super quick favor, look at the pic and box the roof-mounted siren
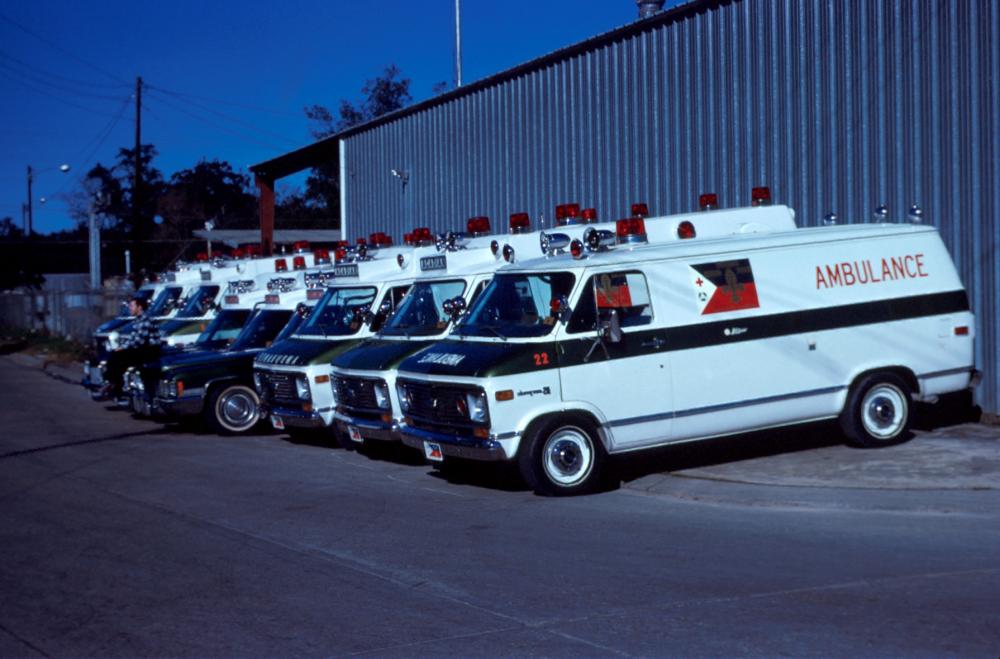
[502,243,516,263]
[699,193,718,211]
[555,203,582,226]
[677,220,696,240]
[369,232,393,247]
[908,204,924,224]
[583,227,616,252]
[293,240,310,254]
[274,257,288,272]
[509,212,531,234]
[873,205,889,223]
[751,186,771,206]
[313,248,331,265]
[630,202,649,218]
[822,212,838,226]
[570,239,585,259]
[616,217,648,245]
[467,216,491,237]
[539,231,571,256]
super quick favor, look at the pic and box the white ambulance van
[395,211,977,495]
[332,203,796,450]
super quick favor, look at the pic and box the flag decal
[689,259,760,315]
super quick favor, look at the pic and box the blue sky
[0,0,668,234]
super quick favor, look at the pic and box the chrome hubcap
[861,383,907,440]
[549,440,581,475]
[221,391,257,427]
[542,427,594,486]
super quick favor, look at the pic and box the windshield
[297,286,377,337]
[149,287,182,317]
[231,309,293,350]
[274,307,310,342]
[177,285,220,318]
[456,273,576,338]
[380,279,466,338]
[193,309,251,345]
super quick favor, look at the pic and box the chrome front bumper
[333,410,399,442]
[399,424,507,461]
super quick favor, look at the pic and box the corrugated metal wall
[342,0,1000,413]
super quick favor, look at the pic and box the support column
[256,175,275,256]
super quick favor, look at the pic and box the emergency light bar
[293,240,310,253]
[274,258,288,272]
[616,218,648,244]
[231,247,246,259]
[582,208,598,222]
[244,244,262,258]
[699,193,718,210]
[369,232,393,246]
[292,255,307,270]
[411,227,434,245]
[540,232,571,256]
[751,187,771,206]
[583,227,615,252]
[196,252,209,262]
[509,213,530,234]
[677,220,696,239]
[631,203,649,217]
[555,203,582,226]
[314,248,331,265]
[467,216,491,236]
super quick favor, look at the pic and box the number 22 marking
[533,352,550,366]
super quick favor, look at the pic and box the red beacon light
[570,239,585,259]
[751,186,771,206]
[582,208,598,223]
[334,247,348,263]
[467,216,491,236]
[274,257,288,272]
[631,202,649,217]
[403,232,415,246]
[313,248,331,265]
[411,227,434,244]
[245,244,262,258]
[369,232,392,247]
[211,249,227,260]
[616,217,648,244]
[699,193,718,210]
[293,240,310,253]
[677,220,697,240]
[508,213,530,234]
[195,252,209,262]
[231,247,246,259]
[356,237,367,246]
[557,203,582,226]
[293,255,307,270]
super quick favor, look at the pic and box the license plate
[348,425,363,443]
[423,441,444,462]
[271,415,285,430]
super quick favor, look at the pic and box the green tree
[300,65,413,223]
[0,217,23,240]
[156,160,258,240]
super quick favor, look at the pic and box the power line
[144,87,301,146]
[0,59,132,101]
[144,82,304,119]
[0,49,129,91]
[0,68,133,119]
[0,11,129,86]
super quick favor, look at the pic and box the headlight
[466,390,488,423]
[253,371,262,391]
[396,383,410,413]
[157,379,180,398]
[295,376,311,401]
[374,381,390,410]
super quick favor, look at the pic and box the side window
[595,271,652,327]
[567,271,653,334]
[467,280,489,307]
[370,285,410,332]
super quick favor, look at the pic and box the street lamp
[25,163,71,236]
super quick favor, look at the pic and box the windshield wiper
[480,325,507,341]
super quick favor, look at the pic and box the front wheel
[206,384,262,434]
[839,372,912,447]
[518,416,606,496]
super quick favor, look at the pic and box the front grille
[334,376,379,413]
[258,370,298,403]
[399,379,477,430]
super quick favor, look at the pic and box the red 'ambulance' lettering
[816,254,927,289]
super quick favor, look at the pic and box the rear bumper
[399,424,506,461]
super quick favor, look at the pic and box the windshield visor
[297,286,377,337]
[457,272,576,338]
[148,287,182,317]
[231,309,294,350]
[380,280,466,337]
[177,285,220,318]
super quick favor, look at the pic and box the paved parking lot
[2,353,998,656]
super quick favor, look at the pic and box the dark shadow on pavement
[913,390,982,430]
[0,428,165,460]
[424,458,530,493]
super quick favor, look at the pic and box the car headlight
[396,383,410,413]
[295,376,311,401]
[157,379,180,398]
[253,371,262,391]
[374,381,390,410]
[466,390,488,423]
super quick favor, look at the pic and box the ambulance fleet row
[83,190,979,496]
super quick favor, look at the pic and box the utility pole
[133,76,142,229]
[25,165,33,237]
[454,0,462,87]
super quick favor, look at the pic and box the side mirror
[599,309,622,344]
[442,296,466,321]
[360,304,375,326]
[378,299,393,316]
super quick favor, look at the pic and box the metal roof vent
[636,0,665,19]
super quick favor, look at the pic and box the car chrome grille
[258,370,298,403]
[334,376,379,413]
[400,379,473,426]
